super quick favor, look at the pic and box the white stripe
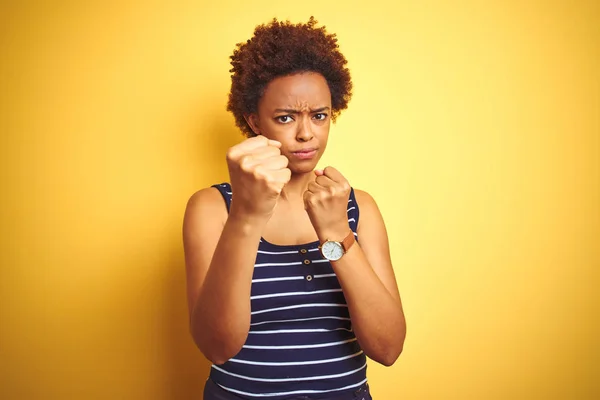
[251,289,342,301]
[229,350,363,366]
[256,259,329,267]
[252,276,305,283]
[348,218,356,223]
[251,303,347,315]
[257,250,302,255]
[216,378,367,397]
[347,207,356,212]
[211,361,366,382]
[314,273,336,278]
[347,199,352,203]
[353,232,358,237]
[254,262,302,268]
[250,316,350,326]
[257,248,319,255]
[252,273,334,283]
[226,192,232,195]
[258,250,300,254]
[243,338,356,350]
[248,327,352,334]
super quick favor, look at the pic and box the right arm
[183,189,268,365]
[183,136,290,365]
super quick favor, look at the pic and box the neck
[280,170,316,201]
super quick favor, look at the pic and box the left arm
[331,189,406,366]
[304,168,407,366]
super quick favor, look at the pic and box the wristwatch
[319,231,356,261]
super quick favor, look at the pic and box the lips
[291,148,318,160]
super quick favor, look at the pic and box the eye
[313,113,328,121]
[276,115,294,124]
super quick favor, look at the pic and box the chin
[289,161,317,175]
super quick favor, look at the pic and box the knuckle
[264,173,276,185]
[252,165,265,178]
[283,168,292,181]
[255,173,270,186]
[250,135,265,144]
[239,155,253,171]
[268,146,281,156]
[226,147,237,161]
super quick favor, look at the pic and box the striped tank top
[208,183,367,399]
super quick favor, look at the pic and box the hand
[226,136,291,219]
[303,167,352,242]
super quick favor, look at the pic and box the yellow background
[1,0,598,399]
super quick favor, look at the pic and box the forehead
[259,72,331,109]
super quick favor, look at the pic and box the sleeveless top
[208,183,367,399]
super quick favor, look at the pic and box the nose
[296,117,314,142]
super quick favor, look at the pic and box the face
[246,72,332,174]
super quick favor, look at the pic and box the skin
[183,72,406,367]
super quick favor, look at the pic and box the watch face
[322,241,344,261]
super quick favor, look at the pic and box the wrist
[317,225,352,244]
[228,208,270,235]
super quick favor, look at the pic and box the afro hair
[227,17,353,136]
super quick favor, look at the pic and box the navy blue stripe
[245,329,356,347]
[250,317,352,332]
[250,276,341,297]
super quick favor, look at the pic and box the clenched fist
[226,135,292,219]
[303,167,352,242]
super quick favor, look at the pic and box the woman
[183,17,406,400]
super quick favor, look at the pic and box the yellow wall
[1,1,598,399]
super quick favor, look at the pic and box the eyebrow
[274,106,331,114]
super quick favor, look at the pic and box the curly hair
[227,17,353,136]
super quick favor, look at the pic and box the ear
[244,114,261,136]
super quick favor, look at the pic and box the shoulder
[353,188,378,210]
[186,185,226,208]
[351,188,384,231]
[184,185,228,227]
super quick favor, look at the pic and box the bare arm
[329,190,406,366]
[183,136,291,365]
[304,167,406,366]
[183,188,267,365]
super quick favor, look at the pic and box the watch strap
[341,230,356,253]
